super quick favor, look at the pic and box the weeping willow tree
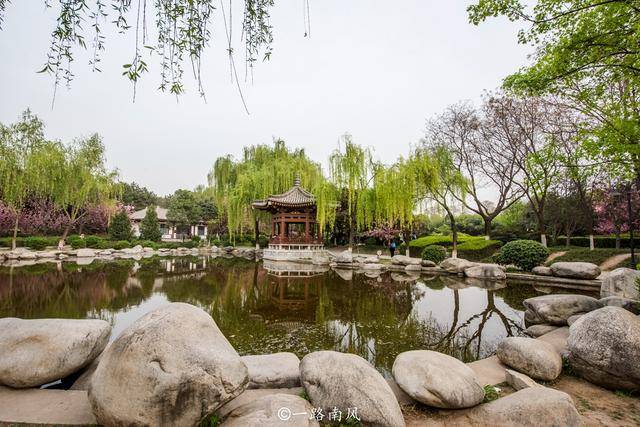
[330,134,440,251]
[329,135,374,248]
[208,139,338,242]
[0,111,49,249]
[412,144,467,258]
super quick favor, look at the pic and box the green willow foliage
[0,0,274,100]
[208,140,338,239]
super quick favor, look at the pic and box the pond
[0,256,589,375]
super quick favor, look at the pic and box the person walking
[389,240,396,257]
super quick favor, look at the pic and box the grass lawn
[546,247,631,267]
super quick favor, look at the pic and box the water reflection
[0,257,584,375]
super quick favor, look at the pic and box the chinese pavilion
[252,177,325,261]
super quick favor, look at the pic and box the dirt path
[600,253,632,271]
[546,251,567,263]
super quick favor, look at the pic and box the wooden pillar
[280,213,285,239]
[304,214,310,242]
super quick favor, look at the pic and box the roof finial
[293,173,301,187]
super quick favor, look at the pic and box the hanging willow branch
[0,0,275,102]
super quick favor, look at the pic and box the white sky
[0,1,530,197]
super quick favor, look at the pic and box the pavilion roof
[252,177,316,210]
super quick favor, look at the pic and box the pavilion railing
[269,236,323,245]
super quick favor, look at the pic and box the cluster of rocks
[0,244,262,266]
[532,261,601,280]
[3,300,606,426]
[518,290,640,391]
[332,251,508,281]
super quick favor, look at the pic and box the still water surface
[0,256,580,374]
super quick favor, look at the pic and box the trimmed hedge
[457,239,503,261]
[562,235,637,249]
[24,236,55,250]
[421,245,447,264]
[494,239,549,271]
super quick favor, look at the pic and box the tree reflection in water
[0,256,572,374]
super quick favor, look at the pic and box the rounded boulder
[496,337,562,381]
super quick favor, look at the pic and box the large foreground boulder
[221,394,318,427]
[241,352,300,389]
[600,268,640,299]
[0,318,110,388]
[568,306,640,390]
[440,257,477,274]
[463,264,506,280]
[89,303,248,426]
[523,294,602,325]
[550,262,601,280]
[300,351,404,427]
[465,387,583,426]
[392,350,484,408]
[496,337,562,381]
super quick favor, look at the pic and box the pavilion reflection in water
[262,260,327,311]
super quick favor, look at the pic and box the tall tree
[109,208,133,241]
[43,135,119,248]
[412,145,466,258]
[120,182,158,210]
[167,189,203,232]
[140,206,162,242]
[0,110,49,249]
[329,135,373,249]
[428,98,525,239]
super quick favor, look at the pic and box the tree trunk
[615,231,621,249]
[58,223,72,250]
[348,210,355,251]
[11,213,19,250]
[589,234,595,251]
[254,218,260,250]
[450,216,458,259]
[565,235,570,247]
[483,217,491,240]
[540,233,547,248]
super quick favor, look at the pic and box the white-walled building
[129,207,208,241]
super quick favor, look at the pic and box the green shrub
[24,236,50,250]
[494,239,549,271]
[109,210,132,241]
[363,237,378,246]
[112,240,131,250]
[457,239,503,261]
[67,235,86,249]
[408,233,473,256]
[84,235,105,248]
[421,245,447,264]
[137,240,159,249]
[398,242,407,254]
[565,235,636,248]
[257,235,269,248]
[140,206,162,242]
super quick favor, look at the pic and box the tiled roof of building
[129,206,168,221]
[252,177,316,210]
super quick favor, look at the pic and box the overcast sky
[0,1,530,197]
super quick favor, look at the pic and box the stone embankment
[0,245,262,265]
[1,283,639,426]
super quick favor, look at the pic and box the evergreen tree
[140,206,162,242]
[109,210,132,241]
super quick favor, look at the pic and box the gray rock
[550,261,601,280]
[465,387,583,426]
[440,257,477,274]
[567,313,585,326]
[464,263,506,280]
[392,350,484,408]
[523,294,602,325]
[404,264,422,272]
[532,266,553,276]
[335,250,353,264]
[300,351,404,427]
[568,306,640,390]
[600,268,640,299]
[420,259,436,267]
[0,318,110,388]
[89,303,248,426]
[362,262,384,270]
[524,324,559,338]
[311,252,331,265]
[505,369,540,390]
[599,295,640,314]
[391,255,421,266]
[496,337,562,381]
[122,245,143,254]
[71,343,111,390]
[76,248,96,258]
[241,353,300,389]
[221,394,318,427]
